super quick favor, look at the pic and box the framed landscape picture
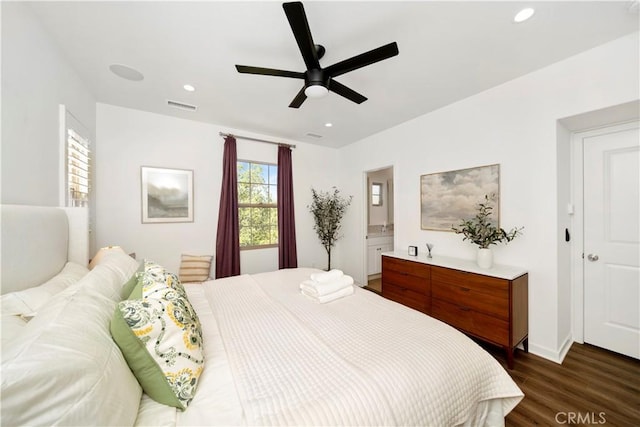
[141,166,193,223]
[420,164,500,231]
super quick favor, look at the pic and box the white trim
[59,105,67,207]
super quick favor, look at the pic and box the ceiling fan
[235,1,399,108]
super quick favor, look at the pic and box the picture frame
[408,246,418,256]
[141,166,193,223]
[420,164,500,231]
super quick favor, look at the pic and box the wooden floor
[486,342,640,426]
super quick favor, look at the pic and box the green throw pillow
[111,260,204,410]
[121,261,144,299]
[110,294,204,410]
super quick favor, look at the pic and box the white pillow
[1,251,141,426]
[1,262,88,314]
[1,262,89,346]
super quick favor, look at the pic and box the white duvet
[136,268,523,426]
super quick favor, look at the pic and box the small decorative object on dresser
[408,246,418,256]
[452,194,523,269]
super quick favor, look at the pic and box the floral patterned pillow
[110,262,204,410]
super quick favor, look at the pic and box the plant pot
[477,248,493,269]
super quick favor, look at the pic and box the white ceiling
[28,1,639,148]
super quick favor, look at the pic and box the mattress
[136,267,523,426]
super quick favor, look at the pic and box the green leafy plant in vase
[452,194,523,268]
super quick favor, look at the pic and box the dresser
[382,252,528,369]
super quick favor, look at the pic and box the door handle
[587,254,599,262]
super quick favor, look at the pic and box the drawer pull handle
[459,306,471,312]
[460,287,471,292]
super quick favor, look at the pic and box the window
[60,106,91,208]
[371,182,383,206]
[238,161,278,248]
[66,128,91,207]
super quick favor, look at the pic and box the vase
[477,248,493,269]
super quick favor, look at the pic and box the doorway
[364,166,394,293]
[573,121,639,359]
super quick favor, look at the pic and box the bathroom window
[371,183,383,206]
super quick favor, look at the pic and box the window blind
[67,128,90,207]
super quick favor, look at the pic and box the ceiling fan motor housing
[305,69,327,88]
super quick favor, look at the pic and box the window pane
[252,227,270,245]
[251,184,269,204]
[271,227,279,244]
[239,207,251,226]
[268,184,278,204]
[269,164,278,185]
[270,207,278,225]
[251,163,268,184]
[238,162,250,183]
[239,226,252,246]
[238,183,251,204]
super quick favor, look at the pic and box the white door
[583,122,639,359]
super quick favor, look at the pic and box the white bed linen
[135,283,244,427]
[137,268,523,426]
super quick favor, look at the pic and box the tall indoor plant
[452,194,523,268]
[308,187,353,270]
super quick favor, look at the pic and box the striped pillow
[179,254,212,283]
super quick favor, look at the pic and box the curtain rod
[219,132,296,149]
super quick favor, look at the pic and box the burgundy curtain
[215,136,240,278]
[277,145,298,269]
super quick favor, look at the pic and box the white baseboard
[527,334,574,364]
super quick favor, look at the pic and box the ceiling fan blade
[236,65,304,79]
[328,80,367,104]
[288,86,307,108]
[283,2,320,71]
[324,42,399,78]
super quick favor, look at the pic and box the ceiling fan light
[304,84,329,98]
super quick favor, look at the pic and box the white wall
[95,103,339,274]
[1,2,96,206]
[337,32,639,362]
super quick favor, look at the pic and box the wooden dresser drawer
[432,298,509,346]
[383,269,430,295]
[431,266,509,319]
[383,256,430,279]
[383,283,429,313]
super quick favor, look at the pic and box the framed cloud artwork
[141,166,194,223]
[420,164,500,231]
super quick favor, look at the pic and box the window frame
[237,159,278,250]
[371,182,383,206]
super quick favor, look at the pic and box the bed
[1,204,523,426]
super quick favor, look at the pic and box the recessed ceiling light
[183,84,195,92]
[514,8,535,23]
[325,122,333,127]
[109,64,144,81]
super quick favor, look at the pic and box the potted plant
[308,187,353,270]
[452,194,523,268]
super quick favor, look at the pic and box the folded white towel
[301,285,354,303]
[299,275,354,297]
[309,269,344,283]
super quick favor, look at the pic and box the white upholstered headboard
[1,205,89,294]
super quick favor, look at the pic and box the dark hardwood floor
[486,342,640,426]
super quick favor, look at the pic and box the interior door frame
[362,164,396,287]
[570,120,639,344]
